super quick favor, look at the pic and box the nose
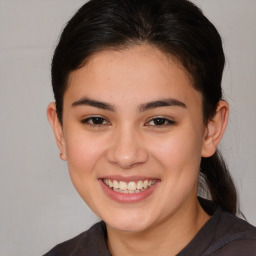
[105,125,149,169]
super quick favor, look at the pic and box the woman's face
[59,45,207,232]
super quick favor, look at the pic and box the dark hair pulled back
[51,0,237,214]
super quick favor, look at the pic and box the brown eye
[81,116,110,126]
[146,117,176,127]
[153,118,167,125]
[90,117,105,124]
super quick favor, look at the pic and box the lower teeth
[112,187,148,194]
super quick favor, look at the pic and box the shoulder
[209,239,256,256]
[42,231,86,256]
[206,212,256,256]
[43,221,110,256]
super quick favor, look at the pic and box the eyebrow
[138,98,186,112]
[72,98,115,111]
[72,97,186,112]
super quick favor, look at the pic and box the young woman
[45,0,256,255]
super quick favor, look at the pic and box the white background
[0,1,255,255]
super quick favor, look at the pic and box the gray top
[43,198,256,256]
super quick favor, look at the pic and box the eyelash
[145,117,176,127]
[81,116,175,127]
[81,116,110,127]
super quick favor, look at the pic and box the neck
[107,197,210,256]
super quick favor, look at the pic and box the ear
[47,102,67,160]
[201,100,229,157]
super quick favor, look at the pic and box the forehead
[65,45,201,109]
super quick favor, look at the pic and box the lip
[99,177,160,203]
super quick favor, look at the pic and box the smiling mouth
[102,179,158,194]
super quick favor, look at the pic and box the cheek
[147,128,203,212]
[149,126,204,180]
[63,129,106,194]
[65,128,103,168]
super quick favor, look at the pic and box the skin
[47,44,229,256]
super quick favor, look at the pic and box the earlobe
[47,102,67,161]
[201,100,229,158]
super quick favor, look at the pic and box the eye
[146,117,175,126]
[81,116,110,126]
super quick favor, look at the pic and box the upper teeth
[103,179,156,192]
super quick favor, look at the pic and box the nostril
[104,128,149,168]
[105,145,149,169]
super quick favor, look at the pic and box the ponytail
[200,150,237,215]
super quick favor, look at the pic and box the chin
[109,222,150,233]
[104,213,154,233]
